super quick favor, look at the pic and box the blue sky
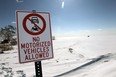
[0,0,116,36]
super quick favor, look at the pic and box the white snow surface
[0,34,116,77]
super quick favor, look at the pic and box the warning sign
[16,10,54,63]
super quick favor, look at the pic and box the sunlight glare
[62,1,64,8]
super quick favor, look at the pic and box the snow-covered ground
[0,34,116,77]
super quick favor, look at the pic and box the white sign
[16,10,54,63]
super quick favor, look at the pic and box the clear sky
[0,0,116,36]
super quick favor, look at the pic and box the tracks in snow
[54,53,116,77]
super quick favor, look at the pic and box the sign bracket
[32,10,36,13]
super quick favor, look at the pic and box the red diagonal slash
[28,18,42,30]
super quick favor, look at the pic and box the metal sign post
[33,10,43,77]
[35,61,43,77]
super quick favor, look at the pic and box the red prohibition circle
[23,13,46,35]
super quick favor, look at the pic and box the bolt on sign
[16,10,54,63]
